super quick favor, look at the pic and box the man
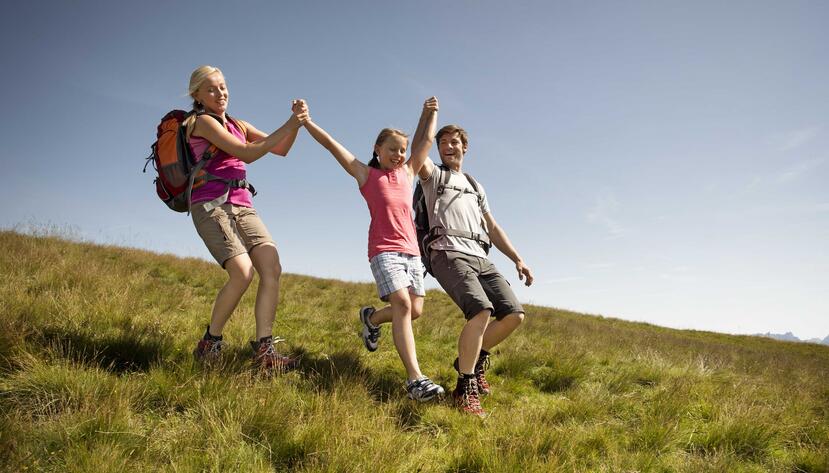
[417,124,534,417]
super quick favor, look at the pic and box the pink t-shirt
[188,119,253,207]
[359,166,420,260]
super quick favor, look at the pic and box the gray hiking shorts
[430,250,524,320]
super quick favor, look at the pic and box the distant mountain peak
[757,332,829,346]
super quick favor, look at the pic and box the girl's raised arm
[303,106,369,187]
[407,96,438,177]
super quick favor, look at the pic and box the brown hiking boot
[194,338,225,363]
[250,336,298,373]
[475,352,491,395]
[452,375,486,418]
[453,350,492,396]
[194,326,225,364]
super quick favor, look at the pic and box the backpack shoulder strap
[436,165,450,194]
[432,166,449,223]
[196,111,225,124]
[463,172,479,193]
[189,111,226,139]
[225,115,248,143]
[463,172,485,209]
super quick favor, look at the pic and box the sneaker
[359,306,380,352]
[250,336,298,373]
[453,351,492,396]
[194,337,225,363]
[452,375,486,417]
[406,377,445,402]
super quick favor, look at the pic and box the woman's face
[194,72,228,115]
[375,134,407,170]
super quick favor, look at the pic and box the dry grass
[1,230,827,472]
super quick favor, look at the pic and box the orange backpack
[144,110,251,213]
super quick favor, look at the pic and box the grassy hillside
[1,230,827,472]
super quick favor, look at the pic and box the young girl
[185,65,309,372]
[303,98,444,401]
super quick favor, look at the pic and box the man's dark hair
[435,124,468,147]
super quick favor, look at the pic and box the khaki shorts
[191,203,274,267]
[430,250,524,320]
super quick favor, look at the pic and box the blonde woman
[185,65,308,372]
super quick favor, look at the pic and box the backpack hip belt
[193,174,258,213]
[429,226,491,247]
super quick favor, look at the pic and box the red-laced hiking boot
[194,326,225,364]
[250,336,298,373]
[452,376,486,418]
[194,337,225,363]
[453,351,492,396]
[474,352,491,395]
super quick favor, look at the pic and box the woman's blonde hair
[368,128,408,169]
[184,65,224,138]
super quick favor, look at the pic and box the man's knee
[510,312,525,324]
[466,309,492,329]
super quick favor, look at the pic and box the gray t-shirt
[420,163,491,258]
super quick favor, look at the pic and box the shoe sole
[408,386,445,402]
[359,307,379,352]
[361,330,378,352]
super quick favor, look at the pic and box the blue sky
[2,1,827,339]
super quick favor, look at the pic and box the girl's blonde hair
[368,128,408,169]
[184,65,224,138]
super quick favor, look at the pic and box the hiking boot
[452,375,486,418]
[194,326,225,363]
[194,338,225,363]
[406,377,445,402]
[250,336,298,373]
[359,306,380,352]
[453,350,492,396]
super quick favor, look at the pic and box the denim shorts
[369,252,426,302]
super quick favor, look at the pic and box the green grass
[1,230,827,472]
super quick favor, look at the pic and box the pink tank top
[188,119,253,207]
[359,166,420,260]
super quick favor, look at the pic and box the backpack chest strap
[436,167,484,206]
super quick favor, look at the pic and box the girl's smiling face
[194,72,228,115]
[375,134,408,170]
